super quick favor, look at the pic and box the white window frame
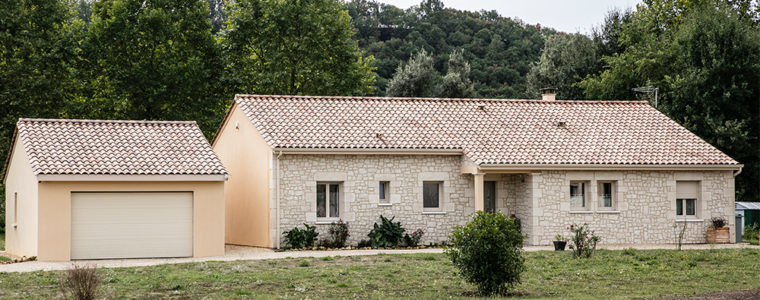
[316,182,341,220]
[569,181,590,211]
[597,181,617,211]
[422,181,443,211]
[676,181,700,219]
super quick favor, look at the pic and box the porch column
[474,173,485,211]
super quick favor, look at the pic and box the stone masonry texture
[274,154,735,247]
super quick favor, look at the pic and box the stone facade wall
[530,170,735,245]
[274,153,735,247]
[275,154,475,246]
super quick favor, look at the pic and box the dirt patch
[663,289,760,300]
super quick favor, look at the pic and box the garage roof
[736,202,760,210]
[3,118,227,178]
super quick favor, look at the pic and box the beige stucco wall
[528,170,736,245]
[212,104,271,247]
[36,181,225,261]
[3,138,39,257]
[277,154,475,246]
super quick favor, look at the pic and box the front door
[484,181,496,213]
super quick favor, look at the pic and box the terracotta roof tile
[13,118,227,176]
[235,95,738,166]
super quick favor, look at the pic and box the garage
[71,192,194,260]
[2,118,228,261]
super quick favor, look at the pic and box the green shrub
[403,229,425,247]
[368,215,405,248]
[321,221,350,248]
[282,224,319,249]
[743,224,759,242]
[446,211,524,296]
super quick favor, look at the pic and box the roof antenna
[632,86,659,107]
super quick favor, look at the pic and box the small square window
[570,181,589,210]
[379,181,390,203]
[676,181,699,218]
[423,182,441,209]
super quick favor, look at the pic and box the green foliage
[446,211,524,295]
[439,49,474,98]
[385,50,438,97]
[567,223,600,258]
[347,0,545,97]
[80,0,228,137]
[403,229,425,247]
[368,215,405,248]
[321,221,350,248]
[526,33,597,100]
[223,0,376,96]
[282,224,319,249]
[577,1,760,202]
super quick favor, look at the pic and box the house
[213,94,741,248]
[2,119,228,261]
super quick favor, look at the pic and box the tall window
[598,181,616,209]
[14,192,18,225]
[423,182,441,209]
[317,183,340,218]
[570,181,588,210]
[379,181,390,204]
[676,181,699,218]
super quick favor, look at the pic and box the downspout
[734,166,743,177]
[276,150,283,249]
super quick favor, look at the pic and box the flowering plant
[326,220,349,248]
[404,229,425,247]
[567,222,600,258]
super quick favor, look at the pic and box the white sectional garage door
[71,192,193,260]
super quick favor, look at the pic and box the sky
[376,0,643,34]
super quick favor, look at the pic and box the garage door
[71,192,193,260]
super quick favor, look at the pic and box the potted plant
[706,217,730,244]
[553,233,568,251]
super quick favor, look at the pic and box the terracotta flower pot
[706,227,730,244]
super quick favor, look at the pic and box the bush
[368,215,405,248]
[357,239,372,248]
[567,223,600,258]
[743,224,759,241]
[446,211,524,296]
[59,265,101,300]
[322,221,350,248]
[404,229,425,247]
[282,224,319,249]
[710,217,727,228]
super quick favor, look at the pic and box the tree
[207,0,227,35]
[663,4,760,202]
[578,0,760,201]
[224,0,376,96]
[526,33,597,100]
[386,49,439,97]
[0,0,84,230]
[81,0,228,136]
[439,49,474,98]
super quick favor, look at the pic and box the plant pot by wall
[706,227,730,244]
[553,241,567,251]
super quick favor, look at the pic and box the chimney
[540,88,557,101]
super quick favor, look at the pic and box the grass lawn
[1,248,759,299]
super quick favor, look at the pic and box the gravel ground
[0,243,757,273]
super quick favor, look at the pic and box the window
[13,192,18,226]
[570,181,589,210]
[317,183,340,218]
[423,182,441,209]
[598,181,616,209]
[379,181,390,203]
[676,181,699,218]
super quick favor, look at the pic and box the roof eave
[36,174,228,182]
[272,147,463,155]
[477,163,743,171]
